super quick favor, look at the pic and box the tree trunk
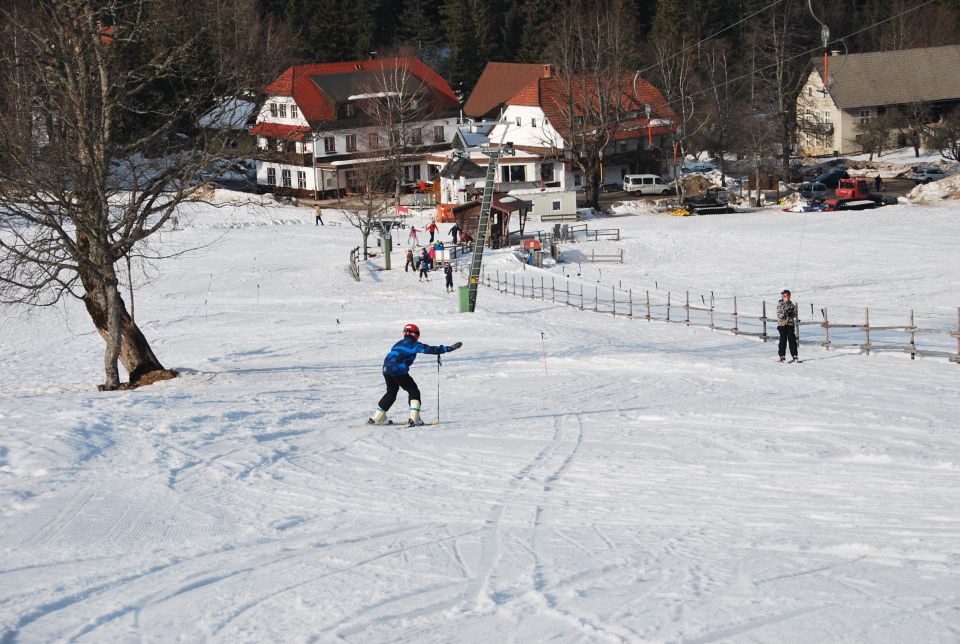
[83,288,175,389]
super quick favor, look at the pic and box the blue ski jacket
[382,337,452,376]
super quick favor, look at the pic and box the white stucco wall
[489,106,565,149]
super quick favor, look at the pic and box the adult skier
[777,289,799,362]
[368,324,462,426]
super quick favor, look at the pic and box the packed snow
[1,194,959,642]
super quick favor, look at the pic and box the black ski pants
[778,324,798,358]
[378,373,421,411]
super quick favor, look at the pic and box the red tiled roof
[507,72,678,141]
[464,62,551,118]
[250,123,311,140]
[264,57,459,127]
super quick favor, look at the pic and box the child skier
[426,220,439,243]
[443,263,454,292]
[368,324,462,426]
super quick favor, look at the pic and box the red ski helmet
[403,323,420,339]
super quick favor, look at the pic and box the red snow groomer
[825,178,897,210]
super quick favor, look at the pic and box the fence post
[594,286,598,312]
[709,292,715,330]
[629,289,633,318]
[733,296,738,334]
[513,273,517,296]
[667,291,672,322]
[685,291,690,325]
[552,277,556,303]
[580,283,584,310]
[762,301,768,341]
[865,307,871,355]
[612,286,616,317]
[541,276,545,301]
[954,306,960,363]
[646,290,651,320]
[910,309,916,360]
[496,270,500,292]
[823,306,830,351]
[566,279,570,306]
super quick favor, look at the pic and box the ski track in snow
[1,202,959,642]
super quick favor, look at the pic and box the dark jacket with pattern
[777,299,798,327]
[382,337,452,376]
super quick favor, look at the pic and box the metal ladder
[465,143,512,312]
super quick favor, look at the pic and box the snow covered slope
[1,198,958,642]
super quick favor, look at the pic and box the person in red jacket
[426,220,439,243]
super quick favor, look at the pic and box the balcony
[255,149,313,167]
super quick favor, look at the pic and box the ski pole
[436,354,442,424]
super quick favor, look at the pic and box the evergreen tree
[519,0,561,62]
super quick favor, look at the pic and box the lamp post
[645,103,652,149]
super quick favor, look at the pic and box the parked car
[910,167,947,184]
[798,181,828,200]
[623,174,672,195]
[682,162,718,175]
[813,168,849,189]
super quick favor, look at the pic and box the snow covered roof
[199,98,257,130]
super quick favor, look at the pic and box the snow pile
[908,173,960,203]
[608,198,662,216]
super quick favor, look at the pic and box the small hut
[452,192,532,248]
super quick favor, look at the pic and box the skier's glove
[448,341,463,351]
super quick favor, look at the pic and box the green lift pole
[465,141,514,312]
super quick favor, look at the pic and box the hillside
[1,197,958,642]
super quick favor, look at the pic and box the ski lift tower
[464,137,515,312]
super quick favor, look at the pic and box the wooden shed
[452,193,532,248]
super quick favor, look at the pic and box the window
[324,136,336,154]
[281,169,291,187]
[286,140,297,153]
[540,162,554,182]
[410,128,422,145]
[279,104,287,118]
[269,103,278,117]
[551,199,561,211]
[516,116,522,126]
[618,141,627,152]
[573,115,584,127]
[346,134,357,152]
[368,133,380,149]
[574,173,582,187]
[297,171,306,189]
[859,109,871,125]
[531,118,537,127]
[404,165,422,181]
[291,105,298,119]
[267,167,276,185]
[501,165,526,182]
[339,103,356,118]
[433,125,445,143]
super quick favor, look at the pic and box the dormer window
[291,104,298,119]
[269,103,278,117]
[279,104,287,118]
[339,103,356,119]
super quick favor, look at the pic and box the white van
[623,174,672,195]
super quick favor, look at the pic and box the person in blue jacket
[368,323,462,426]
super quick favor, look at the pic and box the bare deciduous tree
[547,0,639,209]
[0,0,276,390]
[359,59,441,203]
[929,108,960,161]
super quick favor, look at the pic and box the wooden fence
[483,270,960,364]
[349,246,360,282]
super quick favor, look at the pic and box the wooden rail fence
[483,270,960,364]
[349,246,360,282]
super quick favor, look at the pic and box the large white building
[252,57,460,198]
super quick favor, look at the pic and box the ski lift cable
[634,0,787,78]
[655,0,937,114]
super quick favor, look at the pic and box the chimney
[543,64,552,78]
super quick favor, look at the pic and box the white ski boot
[368,408,392,425]
[408,400,425,427]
